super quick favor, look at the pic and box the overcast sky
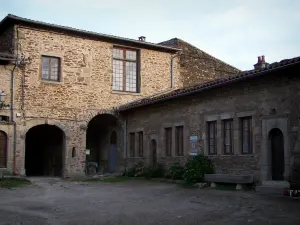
[1,0,299,70]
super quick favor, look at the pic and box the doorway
[25,125,65,176]
[269,128,284,180]
[151,139,157,168]
[0,131,7,168]
[108,131,117,173]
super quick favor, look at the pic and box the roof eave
[1,14,181,53]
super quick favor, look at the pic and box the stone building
[0,14,237,177]
[118,56,300,186]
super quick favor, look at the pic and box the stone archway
[269,128,285,180]
[86,114,119,173]
[25,124,66,176]
[0,130,7,168]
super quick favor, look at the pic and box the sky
[1,0,299,70]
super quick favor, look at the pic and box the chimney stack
[138,36,146,42]
[254,55,269,70]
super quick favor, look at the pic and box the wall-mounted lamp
[0,91,10,109]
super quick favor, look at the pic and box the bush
[143,163,165,179]
[165,162,185,180]
[183,155,214,184]
[126,161,145,177]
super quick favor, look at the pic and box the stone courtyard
[0,178,299,225]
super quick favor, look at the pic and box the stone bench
[204,174,254,190]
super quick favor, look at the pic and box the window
[112,47,139,92]
[223,119,233,154]
[175,126,184,156]
[41,56,60,81]
[72,147,76,158]
[208,121,217,155]
[138,132,143,157]
[241,117,252,154]
[129,133,135,157]
[165,128,172,156]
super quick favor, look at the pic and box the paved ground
[0,178,299,225]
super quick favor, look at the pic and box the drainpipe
[11,63,17,175]
[123,115,127,174]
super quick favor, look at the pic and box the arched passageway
[86,114,118,173]
[25,125,65,176]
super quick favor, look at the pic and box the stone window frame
[160,121,187,158]
[39,52,64,84]
[127,128,145,159]
[112,46,141,93]
[129,132,135,158]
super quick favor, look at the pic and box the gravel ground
[0,177,299,225]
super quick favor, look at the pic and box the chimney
[138,36,146,42]
[254,55,269,70]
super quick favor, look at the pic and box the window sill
[111,91,141,96]
[41,80,63,85]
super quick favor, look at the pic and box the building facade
[118,57,300,184]
[0,14,237,177]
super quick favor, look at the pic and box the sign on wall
[189,136,198,156]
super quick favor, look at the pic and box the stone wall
[123,66,300,182]
[1,24,180,176]
[160,38,240,87]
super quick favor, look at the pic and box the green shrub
[165,162,185,180]
[183,155,214,184]
[143,164,165,179]
[126,161,145,177]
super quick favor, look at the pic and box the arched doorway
[25,125,65,176]
[269,128,284,180]
[86,114,118,174]
[151,139,157,168]
[108,131,117,173]
[0,131,7,168]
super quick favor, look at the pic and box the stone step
[256,185,287,195]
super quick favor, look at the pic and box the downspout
[123,114,127,174]
[11,63,17,175]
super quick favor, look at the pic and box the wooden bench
[204,174,254,190]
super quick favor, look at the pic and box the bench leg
[236,184,243,190]
[211,182,216,188]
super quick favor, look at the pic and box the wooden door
[0,131,7,168]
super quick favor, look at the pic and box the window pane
[126,50,136,60]
[138,132,143,157]
[112,59,123,91]
[125,61,137,92]
[50,58,59,81]
[42,57,50,79]
[130,133,135,157]
[175,126,183,156]
[208,121,217,154]
[113,48,123,59]
[165,128,172,156]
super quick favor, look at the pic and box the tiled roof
[0,14,180,53]
[117,56,300,111]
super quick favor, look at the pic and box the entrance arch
[151,139,157,168]
[25,125,65,176]
[86,114,118,173]
[269,128,284,180]
[0,131,7,168]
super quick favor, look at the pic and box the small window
[41,56,60,81]
[138,131,143,157]
[223,119,233,154]
[175,126,184,156]
[0,115,9,122]
[241,117,252,154]
[208,121,217,155]
[112,47,139,92]
[129,133,135,157]
[72,147,76,158]
[165,127,172,156]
